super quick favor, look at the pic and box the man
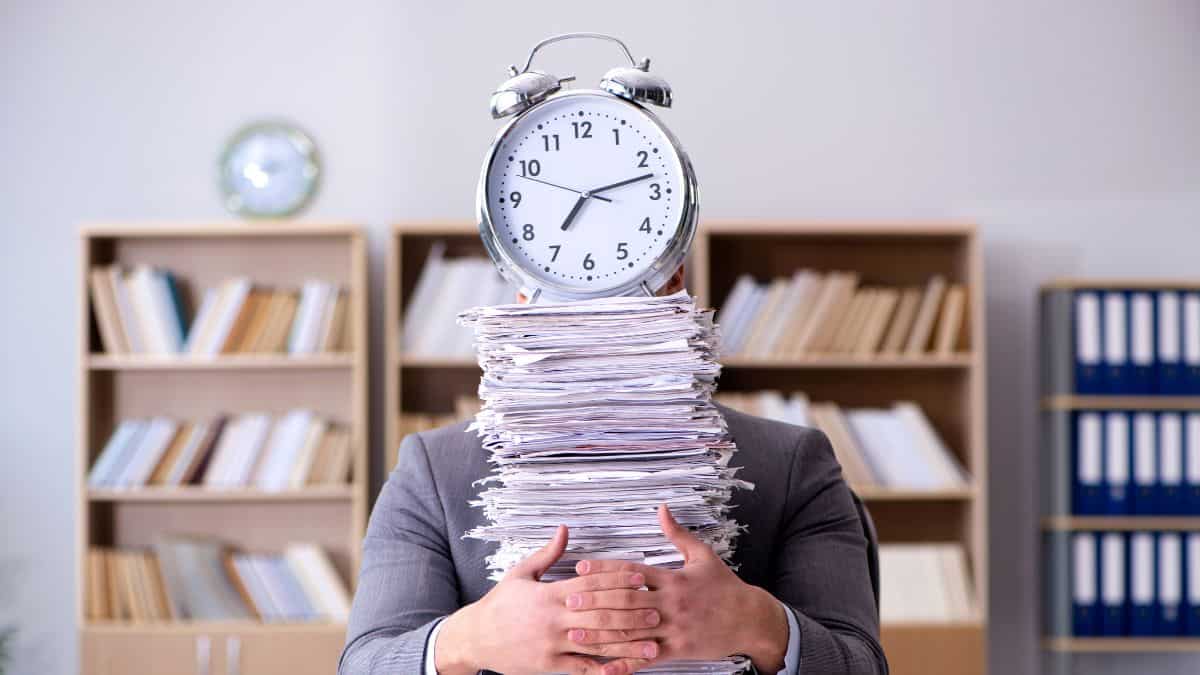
[340,267,887,675]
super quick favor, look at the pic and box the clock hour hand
[586,172,655,195]
[560,196,587,231]
[516,175,612,202]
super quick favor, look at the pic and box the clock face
[220,122,320,217]
[483,92,688,295]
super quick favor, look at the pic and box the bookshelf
[1039,279,1200,674]
[388,221,989,675]
[77,223,368,675]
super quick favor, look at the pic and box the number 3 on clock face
[479,91,695,299]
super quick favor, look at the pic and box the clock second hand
[516,175,612,203]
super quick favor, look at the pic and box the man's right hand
[434,525,661,675]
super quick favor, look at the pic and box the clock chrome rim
[476,89,698,302]
[218,120,321,219]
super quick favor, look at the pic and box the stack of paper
[459,291,752,674]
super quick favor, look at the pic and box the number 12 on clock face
[483,91,690,297]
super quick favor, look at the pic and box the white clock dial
[220,122,320,218]
[484,92,687,295]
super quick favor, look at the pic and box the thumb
[509,524,568,580]
[658,504,709,564]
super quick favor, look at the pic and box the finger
[658,504,709,563]
[508,524,568,580]
[567,627,658,645]
[566,588,658,611]
[555,655,648,675]
[567,638,660,661]
[574,559,666,586]
[568,608,661,631]
[558,571,649,596]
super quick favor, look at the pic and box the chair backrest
[850,491,881,615]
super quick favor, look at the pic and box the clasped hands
[436,505,788,675]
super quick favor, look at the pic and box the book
[855,288,899,355]
[89,267,129,353]
[934,284,966,354]
[881,287,923,354]
[904,275,947,355]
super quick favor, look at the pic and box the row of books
[1045,288,1200,395]
[1074,411,1200,516]
[88,411,352,491]
[880,543,976,623]
[718,272,967,358]
[1068,531,1200,637]
[89,265,349,356]
[716,391,968,491]
[86,540,350,623]
[401,244,513,358]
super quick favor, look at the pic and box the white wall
[2,1,1199,673]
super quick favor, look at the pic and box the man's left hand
[566,505,790,672]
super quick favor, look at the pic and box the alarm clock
[477,33,698,302]
[219,120,320,218]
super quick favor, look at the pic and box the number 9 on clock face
[480,91,693,297]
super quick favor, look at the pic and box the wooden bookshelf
[387,221,989,675]
[1035,279,1200,675]
[77,223,368,675]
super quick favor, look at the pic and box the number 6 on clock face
[478,90,697,301]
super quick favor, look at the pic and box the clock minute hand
[516,175,612,202]
[587,172,656,195]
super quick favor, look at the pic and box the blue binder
[1128,292,1156,394]
[1075,413,1105,515]
[1160,413,1186,515]
[1100,532,1128,635]
[1129,532,1157,636]
[1158,291,1185,395]
[1104,412,1131,514]
[1073,533,1100,636]
[1187,413,1200,515]
[1158,533,1184,635]
[1103,292,1130,393]
[1074,291,1105,394]
[1184,293,1200,395]
[1132,412,1159,515]
[1186,533,1200,636]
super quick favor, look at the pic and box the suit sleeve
[769,429,888,675]
[339,433,457,674]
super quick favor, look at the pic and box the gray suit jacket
[340,405,887,674]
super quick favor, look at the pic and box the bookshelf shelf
[87,487,354,503]
[387,221,988,675]
[1042,638,1200,653]
[855,486,977,501]
[84,621,348,635]
[88,353,354,371]
[720,355,974,369]
[394,356,479,368]
[1041,516,1200,531]
[81,221,362,238]
[78,223,369,675]
[1042,395,1200,411]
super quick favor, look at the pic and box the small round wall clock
[477,32,698,302]
[219,120,320,218]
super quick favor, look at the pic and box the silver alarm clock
[477,33,698,302]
